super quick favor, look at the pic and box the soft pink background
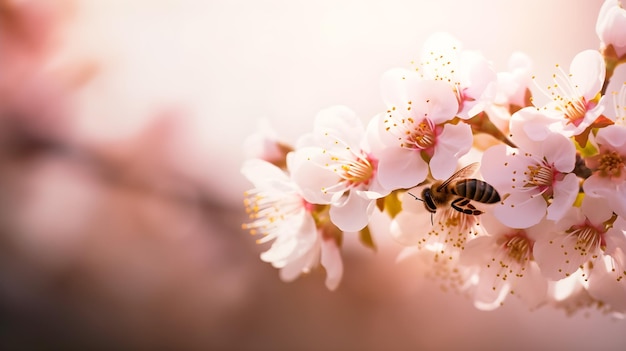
[1,0,625,350]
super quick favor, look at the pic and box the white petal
[289,147,342,204]
[380,67,414,107]
[260,212,315,264]
[569,50,604,99]
[457,50,497,101]
[242,159,289,186]
[411,80,459,124]
[377,147,428,190]
[313,105,364,149]
[320,238,344,291]
[329,192,373,232]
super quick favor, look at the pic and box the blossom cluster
[241,0,626,315]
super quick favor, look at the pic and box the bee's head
[407,190,436,225]
[420,188,437,214]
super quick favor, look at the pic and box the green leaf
[358,226,377,252]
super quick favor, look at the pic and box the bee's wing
[436,162,480,191]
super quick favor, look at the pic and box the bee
[409,162,500,221]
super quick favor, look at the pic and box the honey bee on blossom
[409,162,501,223]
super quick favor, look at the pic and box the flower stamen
[597,150,624,178]
[523,163,554,189]
[406,120,437,149]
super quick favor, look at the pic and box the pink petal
[514,263,548,309]
[542,133,575,173]
[509,107,554,149]
[459,236,495,266]
[534,234,586,280]
[481,144,513,188]
[430,123,473,180]
[586,257,626,312]
[377,147,428,190]
[472,268,511,311]
[391,211,431,246]
[604,222,626,261]
[493,192,546,229]
[596,124,626,149]
[581,195,614,226]
[546,173,579,222]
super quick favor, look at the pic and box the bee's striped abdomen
[452,179,500,204]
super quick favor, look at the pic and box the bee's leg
[451,198,483,215]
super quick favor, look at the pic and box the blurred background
[1,0,625,350]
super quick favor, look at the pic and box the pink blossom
[460,213,551,310]
[583,124,626,217]
[519,50,605,137]
[533,196,626,285]
[481,130,578,229]
[242,159,343,290]
[417,32,498,119]
[289,106,387,232]
[374,71,471,189]
[597,0,626,58]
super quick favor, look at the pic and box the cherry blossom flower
[518,50,605,137]
[533,196,626,289]
[583,124,626,217]
[460,213,551,310]
[481,128,579,229]
[373,71,472,189]
[241,159,343,290]
[416,32,498,119]
[391,187,484,260]
[597,0,626,59]
[289,106,388,232]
